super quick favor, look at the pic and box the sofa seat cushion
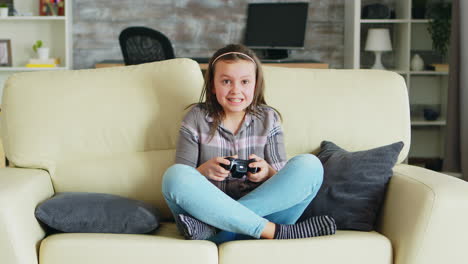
[39,222,217,264]
[218,231,392,264]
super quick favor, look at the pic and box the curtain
[443,0,468,180]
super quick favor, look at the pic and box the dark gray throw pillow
[298,141,404,231]
[35,192,161,234]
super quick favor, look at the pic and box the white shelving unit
[345,0,449,168]
[0,0,72,101]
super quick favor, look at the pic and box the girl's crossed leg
[162,154,335,242]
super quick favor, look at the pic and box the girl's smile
[212,60,256,117]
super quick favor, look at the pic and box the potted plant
[32,40,50,60]
[0,3,8,18]
[427,0,452,61]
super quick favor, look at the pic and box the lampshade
[365,28,392,51]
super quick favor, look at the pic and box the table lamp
[365,28,392,69]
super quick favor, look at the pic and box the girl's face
[212,59,256,117]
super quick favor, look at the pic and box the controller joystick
[220,157,259,178]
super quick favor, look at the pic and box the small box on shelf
[26,58,60,67]
[427,63,449,72]
[411,104,441,117]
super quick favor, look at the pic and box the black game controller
[220,157,259,178]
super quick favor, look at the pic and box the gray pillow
[35,192,161,234]
[299,141,404,231]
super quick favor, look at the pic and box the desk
[95,60,329,69]
[95,61,126,68]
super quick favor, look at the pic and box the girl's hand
[247,154,277,183]
[197,155,237,181]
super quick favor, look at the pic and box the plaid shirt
[175,104,287,199]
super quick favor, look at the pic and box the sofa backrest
[1,59,203,219]
[262,66,410,163]
[1,60,410,220]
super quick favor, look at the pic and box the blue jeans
[162,154,323,242]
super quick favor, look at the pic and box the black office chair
[119,27,175,66]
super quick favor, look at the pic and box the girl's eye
[242,80,250,85]
[222,80,231,85]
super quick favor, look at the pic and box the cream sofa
[1,58,468,264]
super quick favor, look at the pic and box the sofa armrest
[0,168,54,264]
[377,164,468,264]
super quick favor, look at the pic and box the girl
[162,44,335,243]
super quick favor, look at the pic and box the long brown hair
[194,44,280,139]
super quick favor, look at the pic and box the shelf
[358,69,408,74]
[0,0,71,71]
[409,71,449,75]
[389,69,408,74]
[0,0,72,106]
[346,0,450,167]
[394,71,450,75]
[0,16,66,21]
[444,172,463,179]
[411,19,430,23]
[361,19,410,23]
[411,118,447,126]
[360,20,431,24]
[0,67,68,72]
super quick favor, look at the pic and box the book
[39,0,64,16]
[39,0,47,16]
[28,58,60,65]
[429,63,449,72]
[26,64,57,68]
[57,0,65,16]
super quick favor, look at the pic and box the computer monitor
[244,2,309,60]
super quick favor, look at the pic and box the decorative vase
[411,54,424,71]
[37,47,50,60]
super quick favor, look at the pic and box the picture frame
[0,39,12,67]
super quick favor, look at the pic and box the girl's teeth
[229,99,242,102]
